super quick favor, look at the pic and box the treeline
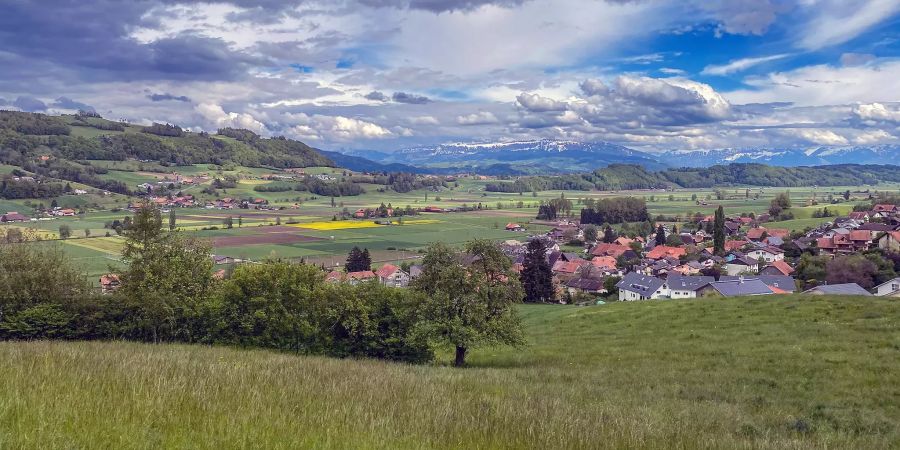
[0,111,333,169]
[580,197,649,225]
[0,178,66,199]
[485,163,900,191]
[0,205,524,367]
[377,173,445,193]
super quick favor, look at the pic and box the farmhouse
[0,211,29,222]
[375,264,410,288]
[645,245,686,260]
[878,231,900,252]
[99,274,120,294]
[745,246,784,263]
[565,278,605,296]
[759,260,794,276]
[590,243,631,259]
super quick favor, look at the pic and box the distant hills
[660,145,900,168]
[341,139,900,174]
[342,139,666,174]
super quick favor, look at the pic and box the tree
[582,225,598,243]
[655,225,666,246]
[521,238,553,303]
[223,216,233,229]
[58,224,71,240]
[713,205,725,255]
[603,225,616,244]
[168,209,176,231]
[345,246,371,272]
[826,255,878,289]
[769,192,792,217]
[411,240,524,367]
[118,201,215,343]
[237,215,243,228]
[83,228,91,238]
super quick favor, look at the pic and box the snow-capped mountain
[660,145,900,167]
[345,139,667,174]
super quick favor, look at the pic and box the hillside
[1,297,897,449]
[486,163,900,192]
[0,111,333,169]
[662,145,900,168]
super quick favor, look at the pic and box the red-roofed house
[645,245,686,260]
[724,240,749,252]
[746,227,767,241]
[878,231,900,252]
[591,256,617,270]
[99,274,120,294]
[505,223,524,231]
[848,211,870,221]
[873,204,897,213]
[760,260,794,276]
[590,243,629,258]
[0,211,28,222]
[375,264,410,287]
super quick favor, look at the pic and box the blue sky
[1,0,899,152]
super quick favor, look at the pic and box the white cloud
[456,111,500,125]
[853,102,900,123]
[408,115,440,125]
[516,92,567,112]
[701,54,791,76]
[787,128,849,145]
[798,0,900,50]
[195,103,266,133]
[853,129,893,144]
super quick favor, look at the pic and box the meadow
[0,295,896,449]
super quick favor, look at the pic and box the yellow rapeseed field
[288,221,383,230]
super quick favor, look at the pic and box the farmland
[3,162,898,283]
[0,295,897,449]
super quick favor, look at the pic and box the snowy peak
[661,145,900,167]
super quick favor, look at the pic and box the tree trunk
[454,346,467,367]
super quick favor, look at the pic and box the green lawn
[0,296,896,448]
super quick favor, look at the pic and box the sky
[1,0,900,153]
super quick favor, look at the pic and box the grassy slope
[0,296,897,449]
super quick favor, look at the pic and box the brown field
[211,233,323,247]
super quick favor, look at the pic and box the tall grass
[0,295,897,449]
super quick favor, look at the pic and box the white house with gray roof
[616,273,666,301]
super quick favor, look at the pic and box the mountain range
[338,140,900,174]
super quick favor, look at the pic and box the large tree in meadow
[521,238,553,303]
[118,201,215,343]
[411,240,524,367]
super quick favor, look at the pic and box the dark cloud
[365,91,389,101]
[51,96,95,111]
[13,96,48,112]
[359,0,530,13]
[392,92,431,104]
[147,93,192,102]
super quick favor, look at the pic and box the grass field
[0,295,896,449]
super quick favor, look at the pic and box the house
[590,243,630,259]
[664,275,715,299]
[802,283,872,296]
[699,278,774,297]
[746,227,767,241]
[590,256,617,270]
[614,237,634,247]
[375,264,410,288]
[0,211,29,222]
[212,255,235,265]
[408,264,423,280]
[873,277,900,297]
[848,211,870,222]
[616,273,666,301]
[565,277,606,296]
[760,260,794,276]
[872,204,898,214]
[720,275,796,293]
[346,270,378,285]
[99,274,120,294]
[857,223,896,240]
[877,231,900,252]
[746,246,784,263]
[422,206,444,213]
[354,209,367,218]
[724,240,749,252]
[724,222,741,235]
[645,245,686,260]
[505,223,525,232]
[724,256,759,276]
[552,260,587,280]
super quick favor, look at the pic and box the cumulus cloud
[853,102,900,123]
[457,111,500,125]
[516,92,567,112]
[787,128,849,145]
[408,115,440,125]
[195,103,266,133]
[284,112,393,141]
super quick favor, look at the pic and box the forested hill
[485,163,900,192]
[0,110,333,168]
